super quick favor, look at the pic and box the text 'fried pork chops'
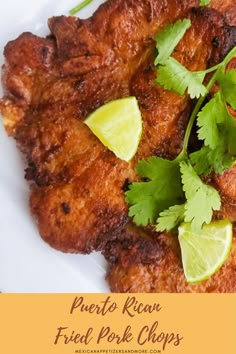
[1,0,236,292]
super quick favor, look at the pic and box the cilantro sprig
[126,18,236,233]
[190,70,236,174]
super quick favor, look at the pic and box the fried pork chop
[0,0,199,253]
[1,0,236,292]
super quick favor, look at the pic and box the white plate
[0,0,110,292]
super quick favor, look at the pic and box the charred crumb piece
[25,164,60,186]
[212,36,221,48]
[74,79,85,90]
[41,46,50,64]
[8,88,25,101]
[122,178,131,192]
[61,202,71,214]
[43,144,62,162]
[143,65,153,74]
[102,224,163,267]
[103,237,161,267]
[25,162,37,181]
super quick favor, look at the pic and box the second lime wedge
[84,97,142,162]
[178,220,232,283]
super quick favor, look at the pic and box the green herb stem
[222,46,236,67]
[69,0,93,15]
[180,71,217,158]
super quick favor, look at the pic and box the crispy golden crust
[0,0,202,253]
[0,33,56,135]
[30,152,134,253]
[211,0,236,25]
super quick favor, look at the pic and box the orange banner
[0,294,235,354]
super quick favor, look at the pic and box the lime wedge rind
[178,220,232,283]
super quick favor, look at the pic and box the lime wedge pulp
[84,97,142,162]
[178,220,232,283]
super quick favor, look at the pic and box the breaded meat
[0,0,200,253]
[1,0,236,292]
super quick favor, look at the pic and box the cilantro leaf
[195,88,236,174]
[200,0,211,6]
[225,110,236,155]
[126,181,163,226]
[156,204,185,232]
[155,57,208,98]
[190,138,235,175]
[180,161,221,231]
[208,138,235,174]
[189,146,212,175]
[190,143,233,176]
[217,70,236,110]
[197,92,225,149]
[125,157,184,226]
[135,156,169,179]
[154,19,191,65]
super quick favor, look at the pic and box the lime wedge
[84,97,142,161]
[178,220,232,283]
